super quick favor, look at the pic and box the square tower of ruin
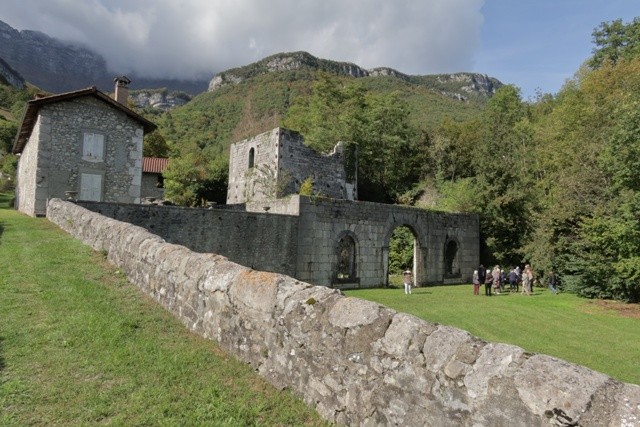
[226,127,357,204]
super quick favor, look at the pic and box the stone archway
[382,223,426,287]
[332,230,359,288]
[444,237,461,278]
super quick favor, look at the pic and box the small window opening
[248,147,255,168]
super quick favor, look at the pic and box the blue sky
[477,0,639,99]
[1,1,638,99]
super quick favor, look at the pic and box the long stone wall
[46,198,640,426]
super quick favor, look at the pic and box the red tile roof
[143,157,169,174]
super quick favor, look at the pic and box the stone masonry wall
[16,96,144,217]
[276,129,357,201]
[227,128,277,204]
[227,127,357,204]
[15,115,41,216]
[47,198,640,426]
[43,97,144,205]
[77,201,299,277]
[292,197,479,287]
[140,173,164,200]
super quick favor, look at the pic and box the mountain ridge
[208,51,502,102]
[0,20,502,103]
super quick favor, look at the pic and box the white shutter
[80,173,102,201]
[83,133,104,161]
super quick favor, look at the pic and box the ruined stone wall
[276,130,357,201]
[77,201,299,277]
[79,195,478,288]
[46,198,640,426]
[140,173,164,200]
[291,197,479,287]
[227,127,357,205]
[226,128,279,204]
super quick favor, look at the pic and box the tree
[389,226,414,274]
[430,118,479,183]
[284,74,423,203]
[470,85,533,265]
[589,17,640,68]
[0,118,18,153]
[143,131,170,158]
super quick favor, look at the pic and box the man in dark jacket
[478,264,486,286]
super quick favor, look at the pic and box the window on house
[82,132,105,162]
[80,173,103,201]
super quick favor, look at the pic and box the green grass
[0,193,328,426]
[345,279,640,385]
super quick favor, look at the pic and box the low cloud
[2,0,484,80]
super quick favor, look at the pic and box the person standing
[548,270,558,294]
[492,265,502,295]
[521,264,533,295]
[508,267,518,292]
[478,264,487,287]
[484,270,493,296]
[403,270,413,295]
[472,270,481,295]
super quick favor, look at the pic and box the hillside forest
[1,18,639,302]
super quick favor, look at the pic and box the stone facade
[227,127,357,204]
[140,173,164,200]
[47,198,640,427]
[13,87,155,216]
[81,201,300,276]
[79,194,478,287]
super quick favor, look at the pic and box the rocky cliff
[129,89,192,111]
[0,57,26,89]
[208,51,502,102]
[0,20,208,95]
[0,20,108,92]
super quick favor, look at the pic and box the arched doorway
[333,231,359,287]
[384,225,424,287]
[444,238,461,278]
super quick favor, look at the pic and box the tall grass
[0,194,328,426]
[345,280,640,385]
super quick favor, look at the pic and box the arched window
[336,234,357,281]
[248,147,255,169]
[444,239,460,276]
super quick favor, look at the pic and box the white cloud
[1,0,484,80]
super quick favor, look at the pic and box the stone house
[12,78,156,216]
[141,157,169,200]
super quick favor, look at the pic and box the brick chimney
[114,76,131,105]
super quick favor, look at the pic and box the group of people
[472,264,558,296]
[402,265,559,296]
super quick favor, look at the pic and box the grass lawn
[344,279,640,386]
[0,193,328,426]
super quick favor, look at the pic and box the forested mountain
[150,52,501,205]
